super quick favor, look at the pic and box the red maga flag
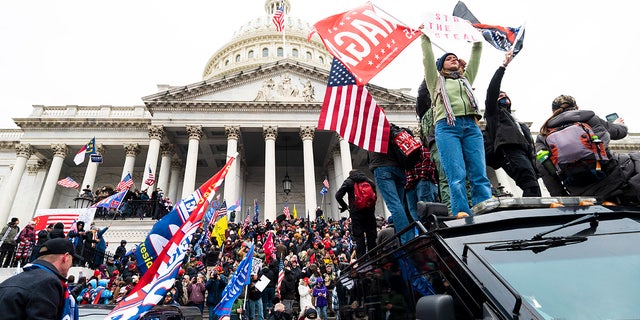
[310,2,421,85]
[318,58,390,153]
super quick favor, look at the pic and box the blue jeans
[248,298,264,320]
[435,117,492,215]
[262,287,275,317]
[406,179,438,219]
[316,305,328,320]
[373,166,412,244]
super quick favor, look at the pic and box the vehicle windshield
[467,231,640,319]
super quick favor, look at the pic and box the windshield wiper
[486,214,597,253]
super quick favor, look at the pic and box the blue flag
[214,243,254,316]
[90,190,127,209]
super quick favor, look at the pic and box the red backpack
[353,181,376,210]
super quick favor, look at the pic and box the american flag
[116,173,134,191]
[318,58,390,153]
[57,176,79,189]
[283,206,290,219]
[276,259,285,298]
[144,165,156,186]
[323,178,330,189]
[215,200,227,220]
[272,5,285,32]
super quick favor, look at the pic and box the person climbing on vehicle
[535,94,640,204]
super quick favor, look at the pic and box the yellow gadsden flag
[293,204,298,219]
[212,216,228,247]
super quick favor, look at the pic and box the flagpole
[281,1,286,58]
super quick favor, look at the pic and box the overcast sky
[1,0,637,132]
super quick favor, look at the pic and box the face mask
[498,97,509,107]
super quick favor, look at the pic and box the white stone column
[142,126,164,194]
[168,159,182,204]
[80,144,104,195]
[331,146,344,220]
[339,136,353,176]
[157,143,173,196]
[300,126,318,220]
[121,143,140,182]
[263,126,278,222]
[328,164,339,221]
[0,144,32,223]
[37,144,68,210]
[224,126,240,213]
[182,125,202,198]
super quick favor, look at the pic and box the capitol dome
[202,0,332,80]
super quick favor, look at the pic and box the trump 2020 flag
[213,243,254,316]
[106,156,235,320]
[309,2,421,85]
[131,156,235,276]
[318,58,390,153]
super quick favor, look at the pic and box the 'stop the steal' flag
[309,2,421,85]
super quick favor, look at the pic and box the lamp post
[282,137,292,197]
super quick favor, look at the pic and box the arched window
[235,54,241,62]
[248,50,254,58]
[277,47,284,57]
[292,48,298,57]
[225,59,229,66]
[306,51,312,60]
[319,56,324,64]
[262,48,269,57]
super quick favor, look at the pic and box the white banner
[421,12,481,42]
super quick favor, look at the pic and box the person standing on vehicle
[421,31,492,218]
[536,95,640,202]
[0,217,20,267]
[0,238,82,320]
[484,51,541,197]
[335,169,378,258]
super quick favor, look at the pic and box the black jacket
[0,259,67,319]
[335,170,377,214]
[484,66,536,168]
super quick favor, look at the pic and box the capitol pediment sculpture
[254,73,316,102]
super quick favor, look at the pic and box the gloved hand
[339,206,347,212]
